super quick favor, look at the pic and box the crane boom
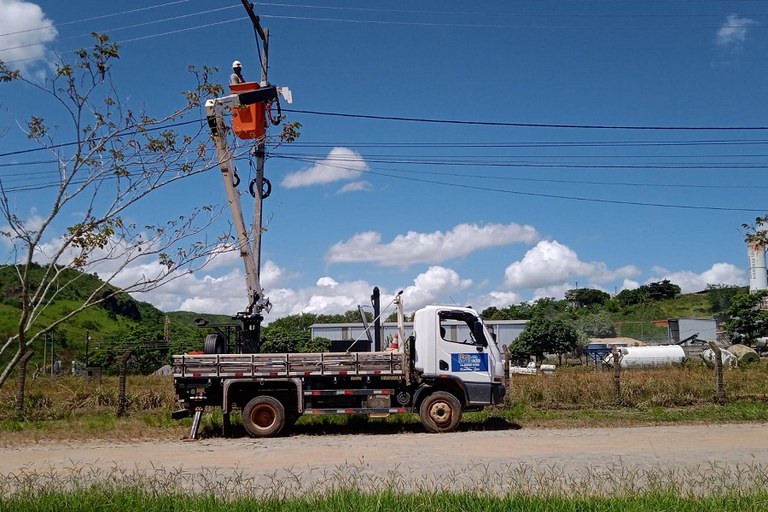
[204,86,279,317]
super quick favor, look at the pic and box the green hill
[0,264,220,373]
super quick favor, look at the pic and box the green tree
[615,287,649,306]
[707,284,745,314]
[742,214,768,246]
[0,35,232,407]
[723,290,768,345]
[297,337,331,353]
[509,316,581,364]
[576,312,617,338]
[645,280,681,301]
[565,288,610,308]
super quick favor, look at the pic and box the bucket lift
[202,1,292,354]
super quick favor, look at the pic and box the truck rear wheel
[242,396,285,437]
[419,391,462,433]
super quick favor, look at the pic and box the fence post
[117,350,132,417]
[611,345,621,405]
[503,345,511,387]
[708,341,726,403]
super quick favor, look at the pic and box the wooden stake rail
[172,351,405,378]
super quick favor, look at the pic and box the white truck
[172,31,504,437]
[173,297,506,438]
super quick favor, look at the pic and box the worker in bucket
[230,60,245,85]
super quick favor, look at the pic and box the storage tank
[747,222,768,293]
[604,345,685,368]
[726,344,760,365]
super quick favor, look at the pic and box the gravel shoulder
[2,422,766,482]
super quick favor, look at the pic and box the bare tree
[0,34,232,393]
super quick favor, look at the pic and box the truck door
[435,310,497,405]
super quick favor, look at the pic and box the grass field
[2,459,768,511]
[2,364,768,508]
[1,362,767,442]
[3,489,768,512]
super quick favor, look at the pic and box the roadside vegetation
[2,362,767,444]
[2,457,768,511]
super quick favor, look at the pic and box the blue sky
[1,0,767,319]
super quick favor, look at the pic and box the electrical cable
[272,154,765,213]
[283,109,768,131]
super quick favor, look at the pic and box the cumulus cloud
[327,222,539,267]
[717,14,758,46]
[337,181,372,194]
[133,262,473,318]
[503,240,640,290]
[471,290,523,312]
[401,266,472,310]
[648,262,746,293]
[281,147,367,188]
[0,0,57,72]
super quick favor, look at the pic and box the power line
[284,109,768,131]
[0,0,192,38]
[0,118,204,158]
[277,155,765,190]
[276,151,768,169]
[0,6,240,53]
[273,154,765,213]
[255,2,768,18]
[260,13,767,30]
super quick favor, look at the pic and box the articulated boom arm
[204,87,279,316]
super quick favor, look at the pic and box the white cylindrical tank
[748,221,768,293]
[747,242,768,293]
[604,345,685,368]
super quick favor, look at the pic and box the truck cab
[412,306,506,409]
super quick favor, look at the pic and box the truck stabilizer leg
[222,412,231,438]
[189,406,204,440]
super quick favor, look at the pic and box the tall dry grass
[506,363,768,409]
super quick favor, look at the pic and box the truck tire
[419,391,462,433]
[242,396,286,437]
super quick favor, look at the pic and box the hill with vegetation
[0,264,227,374]
[0,265,761,374]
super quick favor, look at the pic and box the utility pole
[241,0,269,292]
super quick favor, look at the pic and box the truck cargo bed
[173,351,405,378]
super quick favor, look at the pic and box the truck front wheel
[242,396,286,437]
[419,391,462,433]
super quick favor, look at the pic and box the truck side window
[438,311,486,347]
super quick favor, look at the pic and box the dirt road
[2,422,767,494]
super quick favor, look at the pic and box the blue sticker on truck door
[451,353,488,372]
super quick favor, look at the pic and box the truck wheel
[419,391,462,433]
[242,396,285,437]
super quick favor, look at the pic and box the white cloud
[717,14,758,46]
[281,147,367,188]
[532,282,572,301]
[327,222,539,267]
[471,290,523,312]
[621,279,640,291]
[648,263,746,293]
[337,181,372,194]
[503,240,640,290]
[0,1,57,72]
[401,266,472,310]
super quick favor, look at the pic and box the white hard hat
[232,60,242,68]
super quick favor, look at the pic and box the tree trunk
[15,350,34,418]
